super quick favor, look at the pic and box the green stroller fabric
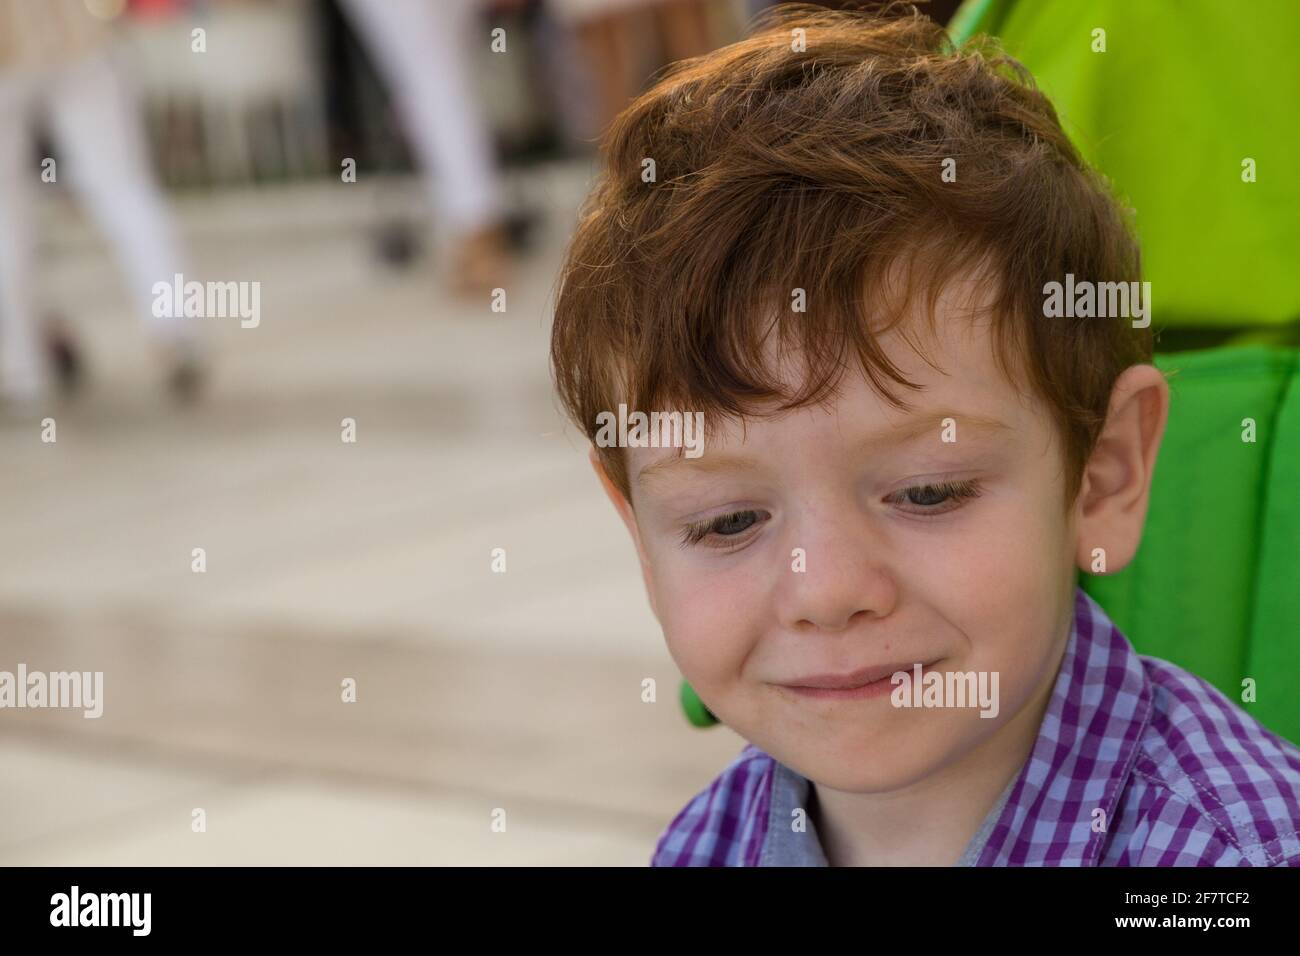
[1081,346,1300,746]
[949,0,1300,330]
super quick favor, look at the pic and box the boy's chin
[760,727,967,794]
[800,752,946,795]
[837,768,964,796]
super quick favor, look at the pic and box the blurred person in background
[549,0,718,137]
[0,0,204,412]
[337,0,525,297]
[546,0,963,149]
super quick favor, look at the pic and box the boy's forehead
[743,289,1023,438]
[750,255,1010,387]
[631,405,1017,489]
[627,266,1036,486]
[630,343,1029,491]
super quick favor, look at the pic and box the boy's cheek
[944,486,1072,582]
[650,561,765,699]
[927,514,1076,710]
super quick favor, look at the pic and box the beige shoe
[447,223,514,300]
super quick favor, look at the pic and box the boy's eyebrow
[876,412,1014,446]
[634,412,1013,489]
[636,451,762,490]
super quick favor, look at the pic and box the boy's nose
[775,516,899,633]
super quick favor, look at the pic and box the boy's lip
[783,659,939,690]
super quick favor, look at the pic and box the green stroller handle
[679,679,719,728]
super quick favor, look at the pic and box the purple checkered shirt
[652,588,1300,866]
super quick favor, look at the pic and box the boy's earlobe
[1075,364,1170,576]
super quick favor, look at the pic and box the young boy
[549,4,1300,865]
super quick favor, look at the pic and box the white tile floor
[0,162,748,865]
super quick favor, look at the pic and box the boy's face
[602,287,1092,793]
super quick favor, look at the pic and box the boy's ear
[589,447,659,619]
[1074,364,1170,576]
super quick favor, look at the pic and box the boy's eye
[680,509,767,548]
[676,481,980,549]
[888,479,983,513]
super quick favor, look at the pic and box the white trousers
[338,0,502,233]
[0,51,192,397]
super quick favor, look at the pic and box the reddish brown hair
[550,2,1151,502]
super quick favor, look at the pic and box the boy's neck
[810,620,1071,867]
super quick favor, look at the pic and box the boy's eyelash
[679,510,765,548]
[887,478,984,510]
[677,480,981,549]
